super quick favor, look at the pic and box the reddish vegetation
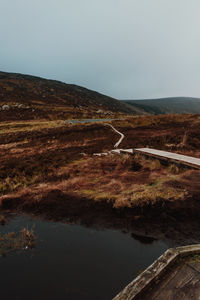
[0,71,142,121]
[1,114,200,227]
[1,72,200,245]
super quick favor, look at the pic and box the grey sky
[1,0,200,99]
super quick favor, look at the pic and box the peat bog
[1,114,200,299]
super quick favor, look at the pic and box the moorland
[1,72,200,244]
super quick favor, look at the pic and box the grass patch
[0,214,7,225]
[56,154,188,208]
[0,120,65,134]
[0,227,36,257]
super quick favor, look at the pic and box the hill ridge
[0,71,144,121]
[123,97,200,115]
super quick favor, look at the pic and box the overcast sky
[1,0,200,99]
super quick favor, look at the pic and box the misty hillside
[123,97,200,115]
[0,71,144,121]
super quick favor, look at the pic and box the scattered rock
[80,152,87,156]
[93,152,109,156]
[2,104,10,110]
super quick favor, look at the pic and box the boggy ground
[1,114,200,242]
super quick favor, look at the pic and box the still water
[0,215,167,300]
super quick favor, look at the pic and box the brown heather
[1,114,200,218]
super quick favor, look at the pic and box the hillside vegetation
[0,71,144,121]
[124,97,200,115]
[1,72,200,225]
[1,114,200,221]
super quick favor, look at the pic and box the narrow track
[105,123,124,148]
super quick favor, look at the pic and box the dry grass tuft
[0,214,7,225]
[51,154,187,208]
[0,227,36,256]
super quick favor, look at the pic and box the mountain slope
[123,97,200,115]
[0,71,144,121]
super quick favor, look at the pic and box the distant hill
[0,71,144,121]
[123,97,200,115]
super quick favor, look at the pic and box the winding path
[105,123,125,148]
[92,123,200,170]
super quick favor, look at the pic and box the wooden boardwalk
[94,148,200,170]
[142,258,200,300]
[113,245,200,300]
[134,148,200,169]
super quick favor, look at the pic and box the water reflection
[0,215,167,300]
[131,233,157,245]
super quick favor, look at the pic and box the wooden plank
[145,263,200,300]
[134,148,200,169]
[113,248,179,300]
[113,245,200,300]
[120,149,134,154]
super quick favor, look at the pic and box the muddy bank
[1,190,200,247]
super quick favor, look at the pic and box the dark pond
[0,215,168,300]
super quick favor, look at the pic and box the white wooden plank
[135,148,200,168]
